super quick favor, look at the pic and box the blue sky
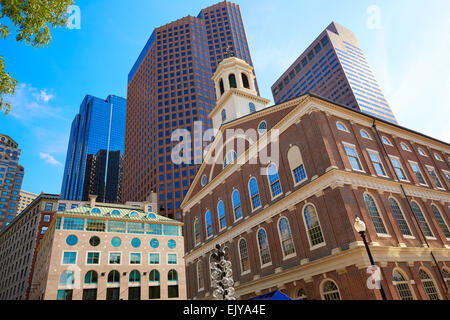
[1,0,449,195]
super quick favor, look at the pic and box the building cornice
[183,168,450,262]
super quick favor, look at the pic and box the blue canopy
[249,290,291,301]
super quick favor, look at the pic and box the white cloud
[40,152,63,166]
[7,83,64,122]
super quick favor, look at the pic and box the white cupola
[209,57,270,132]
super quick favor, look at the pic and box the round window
[131,238,141,248]
[111,237,122,248]
[258,121,267,135]
[150,239,159,249]
[66,235,78,246]
[168,240,176,249]
[89,236,100,247]
[148,213,156,219]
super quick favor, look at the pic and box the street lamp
[354,217,388,300]
[210,244,236,300]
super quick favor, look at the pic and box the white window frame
[336,121,349,133]
[108,252,122,266]
[411,200,436,240]
[343,142,365,173]
[388,196,415,240]
[408,160,429,187]
[363,192,391,237]
[217,200,227,232]
[301,203,326,250]
[248,177,262,212]
[417,148,428,157]
[237,237,251,276]
[442,170,450,184]
[61,251,78,265]
[167,253,178,266]
[434,153,443,162]
[85,251,101,266]
[426,165,445,190]
[129,252,142,266]
[277,216,297,260]
[381,136,393,146]
[256,228,273,269]
[430,203,450,240]
[360,129,372,140]
[149,252,160,265]
[389,155,409,182]
[400,142,411,152]
[267,163,283,201]
[367,149,388,178]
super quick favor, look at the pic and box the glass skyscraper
[61,95,126,203]
[124,1,258,220]
[271,22,397,124]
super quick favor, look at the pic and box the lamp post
[210,244,236,300]
[354,217,387,300]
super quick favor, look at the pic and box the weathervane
[225,45,234,58]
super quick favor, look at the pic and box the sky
[1,0,449,195]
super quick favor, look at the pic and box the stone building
[0,194,83,300]
[181,56,450,300]
[29,196,186,300]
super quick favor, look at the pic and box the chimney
[89,195,97,208]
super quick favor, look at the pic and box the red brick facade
[182,95,450,300]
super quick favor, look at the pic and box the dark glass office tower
[124,1,258,219]
[271,22,397,124]
[61,95,126,203]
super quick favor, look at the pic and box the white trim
[381,136,393,146]
[217,200,227,232]
[231,189,244,223]
[389,155,410,182]
[408,160,429,187]
[366,149,389,178]
[301,203,326,250]
[342,142,366,173]
[267,163,284,200]
[400,142,411,152]
[108,251,122,266]
[417,148,428,157]
[336,121,350,133]
[360,129,372,140]
[85,251,101,266]
[248,177,263,212]
[276,216,297,259]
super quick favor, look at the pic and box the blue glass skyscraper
[61,95,126,203]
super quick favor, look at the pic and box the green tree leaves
[0,0,74,114]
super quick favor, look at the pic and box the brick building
[181,57,450,300]
[0,194,83,300]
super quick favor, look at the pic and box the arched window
[430,204,450,238]
[108,270,120,283]
[393,269,414,300]
[360,130,371,139]
[238,238,250,273]
[194,218,201,246]
[168,270,178,281]
[232,190,242,221]
[418,148,427,156]
[205,210,213,238]
[129,270,141,283]
[84,270,98,284]
[411,201,433,237]
[363,193,388,234]
[296,288,307,300]
[219,79,225,95]
[249,102,256,113]
[336,121,348,132]
[257,229,272,266]
[91,208,101,214]
[149,270,161,300]
[278,217,295,257]
[400,142,411,151]
[388,198,412,236]
[59,271,74,286]
[224,150,237,169]
[321,280,341,300]
[442,268,450,289]
[221,109,227,122]
[382,136,392,146]
[217,201,227,230]
[267,164,282,198]
[242,73,250,89]
[248,178,262,210]
[168,270,179,298]
[229,74,237,88]
[288,146,307,184]
[149,270,160,282]
[197,260,204,291]
[419,269,440,300]
[303,204,325,247]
